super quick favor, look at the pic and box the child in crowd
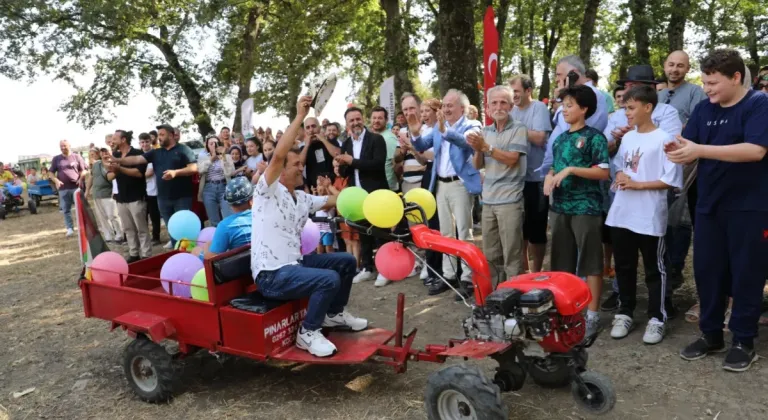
[543,85,610,338]
[668,50,768,372]
[327,159,360,268]
[229,146,246,177]
[244,138,263,179]
[261,140,275,163]
[605,85,682,344]
[313,175,335,254]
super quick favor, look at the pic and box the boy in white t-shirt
[606,85,682,344]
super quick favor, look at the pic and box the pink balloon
[91,251,130,286]
[197,227,216,245]
[300,219,321,255]
[375,242,415,281]
[160,253,204,298]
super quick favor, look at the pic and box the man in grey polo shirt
[467,85,528,283]
[509,74,552,273]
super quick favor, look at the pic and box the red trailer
[79,206,616,419]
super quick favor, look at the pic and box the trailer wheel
[571,371,616,415]
[425,364,507,420]
[0,207,6,220]
[28,199,37,214]
[123,336,178,403]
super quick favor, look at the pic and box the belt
[437,175,460,183]
[208,179,227,184]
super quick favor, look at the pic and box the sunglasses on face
[664,89,675,104]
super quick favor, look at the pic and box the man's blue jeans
[157,196,193,246]
[58,188,76,229]
[255,253,356,331]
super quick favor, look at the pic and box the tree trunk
[515,0,527,75]
[617,37,631,80]
[629,0,651,65]
[381,0,414,108]
[495,0,511,85]
[667,0,689,53]
[144,33,214,137]
[232,3,267,134]
[539,9,561,100]
[744,10,760,78]
[527,6,535,80]
[578,0,600,68]
[435,0,481,107]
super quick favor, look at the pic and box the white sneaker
[352,268,375,284]
[420,265,429,280]
[643,318,665,345]
[374,273,391,287]
[322,311,368,331]
[610,314,634,339]
[65,228,74,237]
[296,328,337,357]
[163,241,173,250]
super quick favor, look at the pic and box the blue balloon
[7,185,22,196]
[167,210,202,241]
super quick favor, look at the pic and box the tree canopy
[1,0,765,134]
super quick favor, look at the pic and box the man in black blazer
[335,107,391,284]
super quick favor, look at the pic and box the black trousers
[612,227,669,322]
[146,195,161,241]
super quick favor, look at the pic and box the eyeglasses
[664,89,675,104]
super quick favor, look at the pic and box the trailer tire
[528,357,571,388]
[28,199,37,214]
[0,207,6,220]
[424,364,507,420]
[123,336,178,403]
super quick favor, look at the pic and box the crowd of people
[16,47,768,362]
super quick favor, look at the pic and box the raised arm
[264,96,313,186]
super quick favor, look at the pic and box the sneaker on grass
[680,334,726,361]
[723,343,758,372]
[643,318,665,345]
[610,314,633,339]
[352,268,375,284]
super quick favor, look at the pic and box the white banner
[241,98,254,135]
[379,76,395,126]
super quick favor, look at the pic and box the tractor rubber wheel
[123,337,178,403]
[528,357,571,388]
[424,364,508,420]
[571,371,616,415]
[0,207,6,220]
[33,195,41,206]
[28,199,37,214]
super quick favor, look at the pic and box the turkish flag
[483,6,499,126]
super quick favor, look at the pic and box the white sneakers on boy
[66,228,74,237]
[643,318,665,345]
[374,273,391,287]
[610,314,634,339]
[419,265,429,280]
[353,268,376,283]
[322,311,369,331]
[296,328,337,357]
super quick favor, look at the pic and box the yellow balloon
[363,189,404,228]
[404,188,437,223]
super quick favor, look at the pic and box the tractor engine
[464,273,590,354]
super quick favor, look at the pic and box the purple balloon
[160,253,204,298]
[300,219,321,255]
[197,226,216,245]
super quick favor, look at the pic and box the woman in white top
[197,135,235,226]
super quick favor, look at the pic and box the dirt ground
[1,204,767,420]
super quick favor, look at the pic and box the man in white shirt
[408,89,483,300]
[251,96,367,358]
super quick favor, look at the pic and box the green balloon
[337,186,368,221]
[190,268,209,302]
